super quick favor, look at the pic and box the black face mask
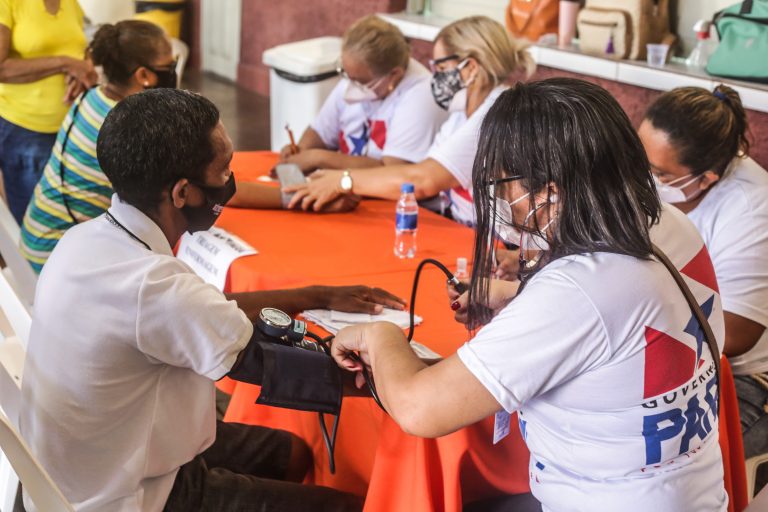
[430,67,465,110]
[181,173,237,233]
[145,65,178,89]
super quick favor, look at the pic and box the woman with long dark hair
[329,78,727,511]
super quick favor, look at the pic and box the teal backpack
[707,0,768,83]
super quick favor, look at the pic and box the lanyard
[104,211,151,251]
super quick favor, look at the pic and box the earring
[143,81,149,87]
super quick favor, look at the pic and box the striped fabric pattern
[20,88,116,273]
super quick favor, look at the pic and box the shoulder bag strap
[651,244,721,410]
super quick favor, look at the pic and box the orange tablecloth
[220,152,747,511]
[221,152,531,510]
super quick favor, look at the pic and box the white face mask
[653,173,703,204]
[343,80,379,103]
[491,190,554,250]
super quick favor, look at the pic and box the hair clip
[713,90,727,102]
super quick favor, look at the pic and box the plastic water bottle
[394,183,418,258]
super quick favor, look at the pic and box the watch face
[341,175,353,192]
[259,308,292,328]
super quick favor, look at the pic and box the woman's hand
[493,247,521,281]
[448,278,520,325]
[279,143,298,161]
[285,169,346,211]
[331,321,405,388]
[281,148,328,174]
[63,57,97,88]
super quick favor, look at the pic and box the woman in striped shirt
[20,20,175,273]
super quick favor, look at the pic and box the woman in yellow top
[0,0,96,223]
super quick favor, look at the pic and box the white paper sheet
[177,227,257,290]
[303,308,421,333]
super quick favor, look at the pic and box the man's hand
[447,278,519,325]
[285,169,345,211]
[323,285,406,314]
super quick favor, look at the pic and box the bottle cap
[401,183,415,193]
[456,257,468,275]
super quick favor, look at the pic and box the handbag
[652,244,721,410]
[707,0,768,83]
[577,0,675,60]
[505,0,560,43]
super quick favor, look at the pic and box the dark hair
[644,84,751,177]
[89,20,168,86]
[470,78,661,325]
[97,89,220,212]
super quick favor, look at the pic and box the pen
[285,123,298,154]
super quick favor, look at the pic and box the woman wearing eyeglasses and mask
[639,85,768,464]
[330,79,728,511]
[285,16,534,226]
[277,15,446,174]
[20,20,176,273]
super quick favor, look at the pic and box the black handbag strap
[651,244,721,410]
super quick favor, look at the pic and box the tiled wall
[236,0,407,95]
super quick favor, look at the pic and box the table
[219,152,531,511]
[219,152,747,512]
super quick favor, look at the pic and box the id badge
[493,410,511,444]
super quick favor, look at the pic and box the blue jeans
[0,116,56,223]
[735,373,768,459]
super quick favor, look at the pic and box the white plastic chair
[746,452,768,502]
[0,268,31,510]
[746,475,768,511]
[170,37,189,88]
[0,407,74,512]
[0,196,37,310]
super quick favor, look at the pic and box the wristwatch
[340,170,353,193]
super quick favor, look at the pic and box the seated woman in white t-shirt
[639,85,768,462]
[277,14,447,172]
[329,79,729,511]
[228,15,446,212]
[285,16,535,226]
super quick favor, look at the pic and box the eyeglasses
[335,59,386,89]
[428,54,460,73]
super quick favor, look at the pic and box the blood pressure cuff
[227,331,342,416]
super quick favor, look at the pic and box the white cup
[646,44,670,67]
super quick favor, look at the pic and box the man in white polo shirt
[18,89,401,511]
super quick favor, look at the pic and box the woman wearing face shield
[329,79,729,511]
[285,16,535,226]
[639,85,768,466]
[277,15,447,173]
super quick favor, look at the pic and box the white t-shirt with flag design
[687,156,768,376]
[426,85,506,225]
[458,203,727,511]
[311,58,447,163]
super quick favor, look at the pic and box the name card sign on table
[177,227,257,290]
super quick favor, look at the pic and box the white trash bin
[262,37,342,152]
